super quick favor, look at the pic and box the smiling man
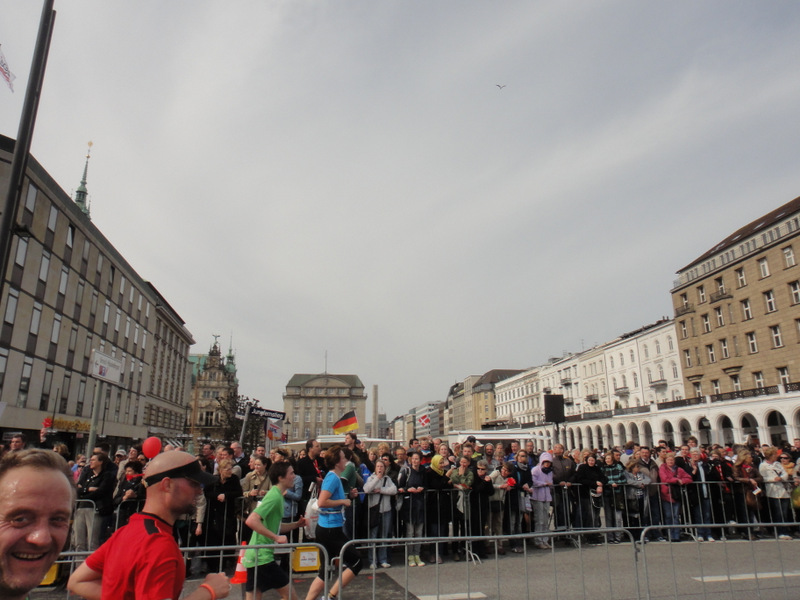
[0,449,75,600]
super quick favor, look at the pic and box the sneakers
[415,555,426,567]
[369,563,376,570]
[778,534,792,540]
[706,536,716,542]
[408,556,416,567]
[380,562,392,568]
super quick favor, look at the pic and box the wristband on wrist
[200,583,217,600]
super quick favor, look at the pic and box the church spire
[74,141,92,219]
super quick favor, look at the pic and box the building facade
[189,340,239,445]
[0,135,194,455]
[282,373,367,442]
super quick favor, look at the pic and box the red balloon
[142,436,162,459]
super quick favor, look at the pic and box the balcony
[613,405,651,416]
[710,290,732,303]
[710,385,779,403]
[585,394,599,403]
[560,377,573,386]
[785,382,800,393]
[564,397,574,405]
[675,303,695,317]
[657,396,705,410]
[613,387,630,397]
[649,378,668,389]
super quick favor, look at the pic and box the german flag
[333,410,358,434]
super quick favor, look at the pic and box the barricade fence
[40,526,799,600]
[69,481,800,556]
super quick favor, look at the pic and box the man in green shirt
[244,462,306,600]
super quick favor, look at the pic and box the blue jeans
[663,500,682,541]
[690,496,712,539]
[369,510,393,564]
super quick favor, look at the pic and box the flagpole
[0,0,56,292]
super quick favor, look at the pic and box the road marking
[694,571,800,582]
[418,594,488,600]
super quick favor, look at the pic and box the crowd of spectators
[3,431,799,573]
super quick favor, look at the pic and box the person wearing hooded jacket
[531,451,554,549]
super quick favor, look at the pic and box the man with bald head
[69,451,231,600]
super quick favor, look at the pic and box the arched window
[610,356,615,368]
[655,340,662,354]
[658,365,665,380]
[643,344,649,358]
[630,350,635,363]
[620,353,625,366]
[633,372,639,388]
[671,362,678,379]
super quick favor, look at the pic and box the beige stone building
[188,340,239,444]
[0,135,194,454]
[282,373,367,442]
[672,195,800,398]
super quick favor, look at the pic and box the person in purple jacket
[531,452,554,549]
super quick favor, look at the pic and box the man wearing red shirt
[68,451,231,600]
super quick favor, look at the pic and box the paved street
[31,538,799,600]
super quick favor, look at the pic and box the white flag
[0,45,15,92]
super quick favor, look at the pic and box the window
[714,277,726,294]
[0,348,6,395]
[643,344,649,358]
[620,353,624,366]
[771,325,783,348]
[693,382,702,397]
[714,307,724,327]
[4,289,18,325]
[40,366,53,411]
[697,285,706,303]
[758,258,770,278]
[720,338,729,359]
[50,315,61,344]
[731,374,741,392]
[47,206,58,231]
[777,367,790,386]
[672,362,679,379]
[14,238,27,267]
[735,268,747,288]
[17,357,33,407]
[784,246,796,268]
[790,281,800,305]
[684,349,692,368]
[630,349,635,363]
[38,252,50,282]
[29,303,42,336]
[746,332,758,354]
[753,371,764,388]
[764,290,776,313]
[711,380,720,395]
[702,314,711,333]
[741,299,752,320]
[680,321,688,339]
[706,344,716,363]
[24,184,37,212]
[58,267,69,296]
[667,337,673,351]
[610,356,614,368]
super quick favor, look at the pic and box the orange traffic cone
[231,542,248,585]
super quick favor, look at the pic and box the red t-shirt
[85,512,184,600]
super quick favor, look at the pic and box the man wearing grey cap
[68,450,231,600]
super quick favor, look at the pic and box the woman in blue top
[304,445,362,600]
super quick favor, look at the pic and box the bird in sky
[496,84,506,89]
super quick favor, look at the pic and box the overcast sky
[2,2,799,421]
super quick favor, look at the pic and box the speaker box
[544,394,565,424]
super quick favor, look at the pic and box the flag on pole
[267,419,283,441]
[418,414,430,427]
[333,410,358,434]
[0,45,15,92]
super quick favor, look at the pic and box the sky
[1,2,799,421]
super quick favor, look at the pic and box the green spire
[74,141,92,219]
